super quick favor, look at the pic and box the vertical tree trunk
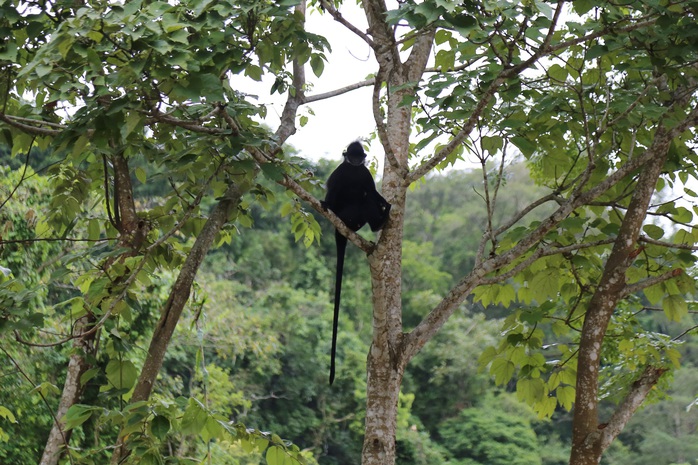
[358,0,433,461]
[362,188,406,465]
[569,128,673,465]
[110,180,249,464]
[39,315,97,465]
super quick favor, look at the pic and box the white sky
[232,3,382,163]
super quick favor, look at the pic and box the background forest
[1,148,696,465]
[2,0,698,463]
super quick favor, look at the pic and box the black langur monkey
[322,141,391,385]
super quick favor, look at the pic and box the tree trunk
[39,315,97,465]
[362,186,406,465]
[569,126,673,465]
[357,0,433,462]
[110,180,250,464]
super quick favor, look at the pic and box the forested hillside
[1,153,696,465]
[4,1,698,464]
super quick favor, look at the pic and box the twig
[0,344,75,465]
[318,0,374,47]
[0,136,34,211]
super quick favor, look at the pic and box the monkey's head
[343,141,366,166]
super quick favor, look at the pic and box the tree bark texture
[41,151,143,465]
[39,315,97,465]
[110,180,249,464]
[358,0,434,462]
[569,126,674,465]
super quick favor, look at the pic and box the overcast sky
[232,3,381,163]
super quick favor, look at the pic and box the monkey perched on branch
[322,141,391,385]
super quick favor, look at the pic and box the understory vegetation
[1,153,696,465]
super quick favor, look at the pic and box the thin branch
[14,329,76,348]
[474,192,562,268]
[0,237,114,245]
[673,324,698,341]
[0,137,34,211]
[1,114,66,129]
[479,239,615,285]
[0,113,62,136]
[621,269,683,298]
[404,103,698,362]
[318,0,374,47]
[147,113,227,135]
[0,345,75,465]
[371,73,401,171]
[304,78,375,103]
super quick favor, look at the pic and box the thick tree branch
[304,78,375,103]
[569,127,675,463]
[407,7,662,183]
[280,175,376,253]
[597,366,667,452]
[110,180,248,464]
[403,104,698,363]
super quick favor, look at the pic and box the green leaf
[535,396,557,419]
[478,346,498,368]
[122,111,143,139]
[586,44,608,60]
[310,54,324,77]
[434,29,453,45]
[87,219,101,241]
[201,417,224,442]
[0,406,16,424]
[556,385,575,411]
[642,224,664,240]
[643,282,664,304]
[490,358,515,385]
[516,377,545,404]
[472,284,498,306]
[80,367,100,386]
[511,136,537,157]
[674,228,697,245]
[0,42,18,61]
[547,64,567,81]
[662,294,688,322]
[105,359,138,391]
[266,445,289,465]
[151,415,170,440]
[529,268,560,301]
[435,49,456,71]
[559,367,577,386]
[63,404,95,430]
[497,284,516,307]
[181,398,209,435]
[665,347,681,368]
[261,163,284,181]
[481,136,503,155]
[245,65,263,81]
[135,167,147,184]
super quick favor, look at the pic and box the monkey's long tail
[330,231,347,385]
